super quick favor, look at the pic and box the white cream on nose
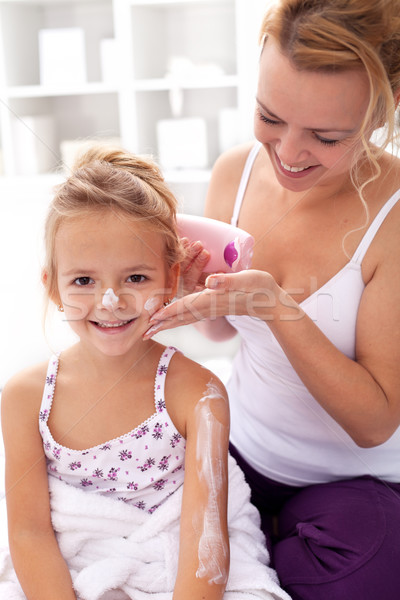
[102,288,119,310]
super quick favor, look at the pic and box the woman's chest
[237,188,379,303]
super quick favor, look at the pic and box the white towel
[0,455,291,600]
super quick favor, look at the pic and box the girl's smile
[89,317,136,332]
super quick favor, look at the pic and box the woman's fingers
[143,270,277,338]
[143,290,216,337]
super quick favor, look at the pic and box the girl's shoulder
[164,349,229,437]
[1,360,48,412]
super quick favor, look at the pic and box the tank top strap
[230,141,262,226]
[351,188,400,265]
[39,354,59,423]
[153,346,178,414]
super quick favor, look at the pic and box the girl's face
[254,38,371,193]
[52,210,178,358]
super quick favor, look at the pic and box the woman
[145,1,400,598]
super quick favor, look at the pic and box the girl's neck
[62,338,160,382]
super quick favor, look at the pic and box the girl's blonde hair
[44,144,184,305]
[260,0,400,196]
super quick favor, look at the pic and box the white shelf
[128,0,232,6]
[133,75,239,92]
[0,0,266,198]
[5,82,119,99]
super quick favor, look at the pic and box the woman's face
[254,37,371,193]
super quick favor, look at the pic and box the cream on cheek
[194,382,229,586]
[144,296,160,315]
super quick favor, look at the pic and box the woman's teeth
[280,160,310,173]
[96,320,131,328]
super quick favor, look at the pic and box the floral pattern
[39,348,186,514]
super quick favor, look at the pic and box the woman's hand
[177,238,211,297]
[144,269,281,338]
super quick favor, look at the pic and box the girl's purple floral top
[39,347,185,514]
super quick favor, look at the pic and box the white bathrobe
[0,455,291,600]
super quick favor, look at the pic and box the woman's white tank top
[227,142,400,485]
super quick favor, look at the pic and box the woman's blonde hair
[43,144,184,305]
[260,0,400,196]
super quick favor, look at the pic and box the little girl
[0,146,289,600]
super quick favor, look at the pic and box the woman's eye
[73,277,93,286]
[258,110,281,126]
[127,274,147,284]
[316,135,340,147]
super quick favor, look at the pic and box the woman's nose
[276,128,308,166]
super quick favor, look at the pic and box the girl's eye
[127,274,147,284]
[73,277,94,286]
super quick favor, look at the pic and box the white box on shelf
[12,115,57,176]
[100,38,119,84]
[39,28,87,87]
[156,118,208,170]
[218,107,241,153]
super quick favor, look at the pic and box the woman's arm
[1,371,77,600]
[147,249,400,448]
[169,362,230,600]
[263,239,400,448]
[174,237,237,343]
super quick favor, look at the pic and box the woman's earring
[58,304,64,312]
[163,298,171,307]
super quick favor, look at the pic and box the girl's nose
[102,288,119,310]
[97,288,123,312]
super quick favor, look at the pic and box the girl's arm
[170,362,230,600]
[1,371,77,600]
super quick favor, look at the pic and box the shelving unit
[0,0,267,209]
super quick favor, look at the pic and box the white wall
[0,175,239,388]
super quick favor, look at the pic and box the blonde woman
[146,1,400,598]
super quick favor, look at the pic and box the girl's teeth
[97,320,130,328]
[280,160,309,173]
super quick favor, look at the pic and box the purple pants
[230,444,400,600]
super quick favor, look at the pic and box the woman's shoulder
[214,141,256,170]
[205,141,258,221]
[374,152,400,221]
[211,141,259,188]
[362,152,400,281]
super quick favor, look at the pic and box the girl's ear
[41,268,61,306]
[167,263,180,301]
[41,269,48,287]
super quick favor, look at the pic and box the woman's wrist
[251,278,305,325]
